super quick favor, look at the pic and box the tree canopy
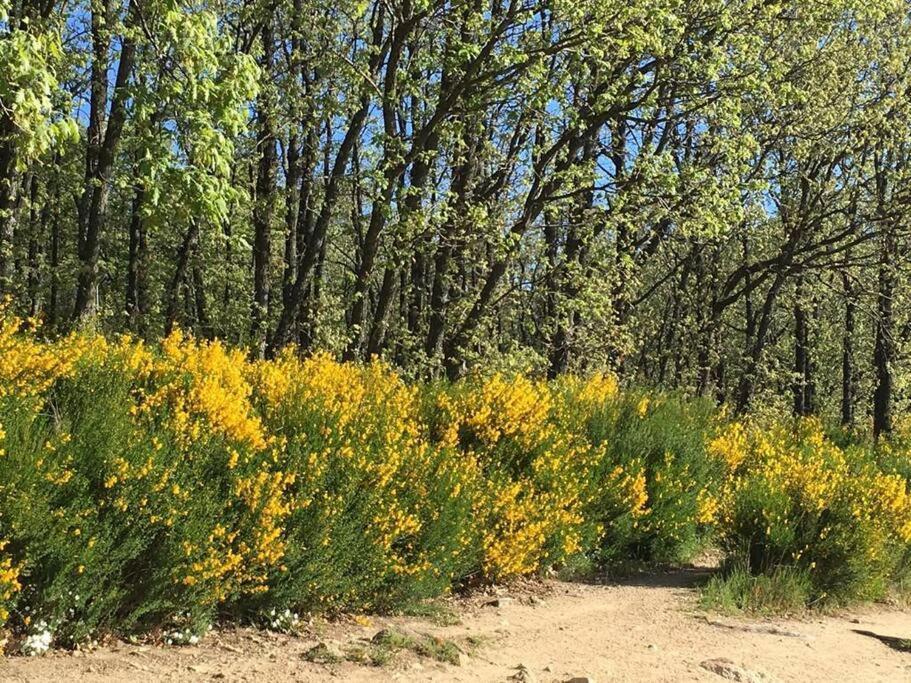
[1,0,910,431]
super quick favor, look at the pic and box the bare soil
[2,566,911,682]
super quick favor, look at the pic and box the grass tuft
[701,564,812,615]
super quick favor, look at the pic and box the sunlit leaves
[0,12,75,166]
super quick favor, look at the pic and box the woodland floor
[2,564,911,682]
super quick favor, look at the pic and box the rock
[485,597,515,608]
[647,643,659,651]
[700,658,773,683]
[371,628,415,645]
[303,641,344,664]
[564,677,595,683]
[509,664,536,682]
[371,628,391,643]
[702,618,806,640]
[457,651,471,667]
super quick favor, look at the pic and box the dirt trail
[3,567,911,682]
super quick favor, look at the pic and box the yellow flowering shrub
[572,387,723,564]
[0,313,84,407]
[717,419,911,604]
[0,540,20,626]
[449,373,553,453]
[248,352,477,611]
[147,330,268,452]
[707,421,749,472]
[1,313,910,645]
[428,373,586,578]
[133,334,293,611]
[479,478,550,577]
[428,373,657,579]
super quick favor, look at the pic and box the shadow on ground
[852,629,911,653]
[570,564,716,590]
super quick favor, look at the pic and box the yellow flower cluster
[707,421,748,471]
[696,488,721,525]
[0,312,76,402]
[0,540,20,625]
[459,373,553,451]
[150,331,268,452]
[435,373,647,579]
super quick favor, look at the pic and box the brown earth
[2,566,910,682]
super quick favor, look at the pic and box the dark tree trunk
[736,271,787,413]
[658,252,693,385]
[793,275,814,417]
[251,22,277,357]
[873,229,895,438]
[27,175,42,316]
[0,117,18,295]
[280,0,304,316]
[73,0,137,321]
[164,221,200,335]
[694,249,712,396]
[48,175,61,329]
[298,227,327,351]
[425,135,476,363]
[841,272,856,427]
[344,19,410,361]
[269,5,388,354]
[281,134,300,314]
[544,131,598,378]
[366,265,397,358]
[192,262,211,339]
[375,125,439,354]
[126,178,147,334]
[344,163,399,360]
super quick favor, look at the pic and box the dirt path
[3,567,911,682]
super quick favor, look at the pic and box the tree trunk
[193,262,212,339]
[281,134,300,315]
[366,265,397,358]
[344,19,410,361]
[251,22,277,357]
[0,116,19,295]
[873,229,895,438]
[793,275,813,417]
[269,4,388,354]
[73,0,138,321]
[26,176,42,316]
[736,270,786,413]
[841,271,856,427]
[425,134,476,363]
[126,177,147,334]
[164,221,200,335]
[48,174,61,329]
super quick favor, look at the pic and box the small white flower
[22,622,54,656]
